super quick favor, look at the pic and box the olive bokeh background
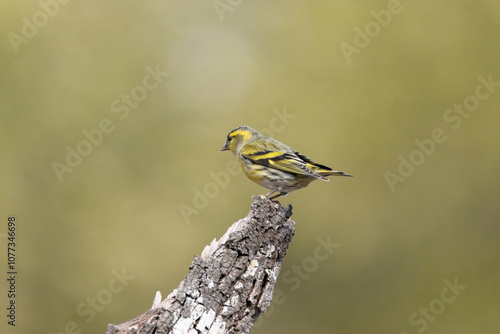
[1,1,499,333]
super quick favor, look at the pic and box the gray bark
[106,195,295,334]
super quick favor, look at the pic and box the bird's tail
[320,170,354,178]
[298,152,354,179]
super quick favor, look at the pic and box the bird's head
[221,126,258,154]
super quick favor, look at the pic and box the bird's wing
[294,152,333,172]
[295,151,353,177]
[241,143,327,180]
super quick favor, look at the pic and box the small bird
[221,126,353,200]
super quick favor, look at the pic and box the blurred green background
[1,1,499,333]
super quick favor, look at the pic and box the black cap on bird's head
[221,126,258,153]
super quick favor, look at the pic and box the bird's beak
[221,143,229,151]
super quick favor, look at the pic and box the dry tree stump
[106,195,295,334]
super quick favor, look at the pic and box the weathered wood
[106,195,295,334]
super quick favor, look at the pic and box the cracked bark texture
[106,195,295,334]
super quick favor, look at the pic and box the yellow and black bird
[221,126,353,200]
